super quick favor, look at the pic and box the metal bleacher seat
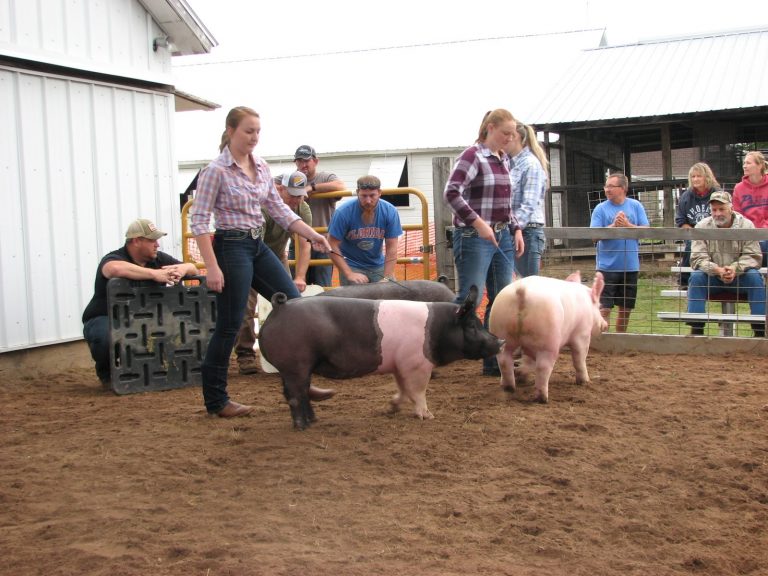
[659,267,768,336]
[105,277,216,394]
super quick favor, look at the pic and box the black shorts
[598,271,639,310]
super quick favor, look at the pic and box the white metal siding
[0,0,172,83]
[0,66,180,352]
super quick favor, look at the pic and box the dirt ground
[2,350,767,576]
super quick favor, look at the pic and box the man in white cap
[232,172,336,401]
[293,144,346,286]
[82,219,198,387]
[688,191,766,337]
[234,171,311,374]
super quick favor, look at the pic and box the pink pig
[488,271,607,403]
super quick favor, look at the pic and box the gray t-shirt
[307,171,342,228]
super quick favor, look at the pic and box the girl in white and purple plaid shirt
[443,109,524,376]
[191,106,332,419]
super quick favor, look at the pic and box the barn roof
[139,0,217,56]
[528,27,768,130]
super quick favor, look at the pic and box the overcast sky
[173,0,766,161]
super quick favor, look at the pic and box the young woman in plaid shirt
[443,109,524,376]
[190,106,332,418]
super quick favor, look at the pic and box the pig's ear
[565,271,582,283]
[457,285,478,317]
[591,272,605,303]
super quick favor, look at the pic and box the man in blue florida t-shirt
[590,172,650,333]
[328,174,403,285]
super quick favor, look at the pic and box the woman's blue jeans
[452,226,514,372]
[516,226,545,278]
[202,230,300,414]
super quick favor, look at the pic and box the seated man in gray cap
[81,219,198,387]
[687,191,766,337]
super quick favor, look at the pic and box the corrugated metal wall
[0,65,179,352]
[0,0,171,82]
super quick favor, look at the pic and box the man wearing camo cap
[688,191,766,337]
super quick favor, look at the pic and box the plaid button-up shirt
[510,147,547,228]
[444,143,519,229]
[190,147,299,236]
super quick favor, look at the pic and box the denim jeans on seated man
[83,316,111,384]
[515,226,545,278]
[686,268,766,330]
[452,226,515,374]
[201,231,300,414]
[339,265,385,286]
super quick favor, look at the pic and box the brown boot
[216,401,254,418]
[237,355,259,375]
[308,385,336,401]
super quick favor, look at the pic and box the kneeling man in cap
[81,219,198,387]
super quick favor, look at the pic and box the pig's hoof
[501,382,516,394]
[575,377,590,386]
[415,408,434,420]
[532,394,549,404]
[388,401,402,414]
[292,414,314,430]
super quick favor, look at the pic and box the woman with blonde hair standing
[507,122,549,277]
[190,106,332,418]
[674,162,720,287]
[444,108,524,376]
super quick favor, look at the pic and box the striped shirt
[190,147,299,236]
[510,147,547,227]
[444,143,519,229]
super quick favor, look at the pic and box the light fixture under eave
[153,35,175,52]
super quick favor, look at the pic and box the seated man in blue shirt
[328,175,403,285]
[81,219,197,388]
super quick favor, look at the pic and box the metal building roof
[528,27,768,129]
[138,0,218,55]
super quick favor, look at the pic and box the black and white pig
[317,278,455,303]
[259,286,502,429]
